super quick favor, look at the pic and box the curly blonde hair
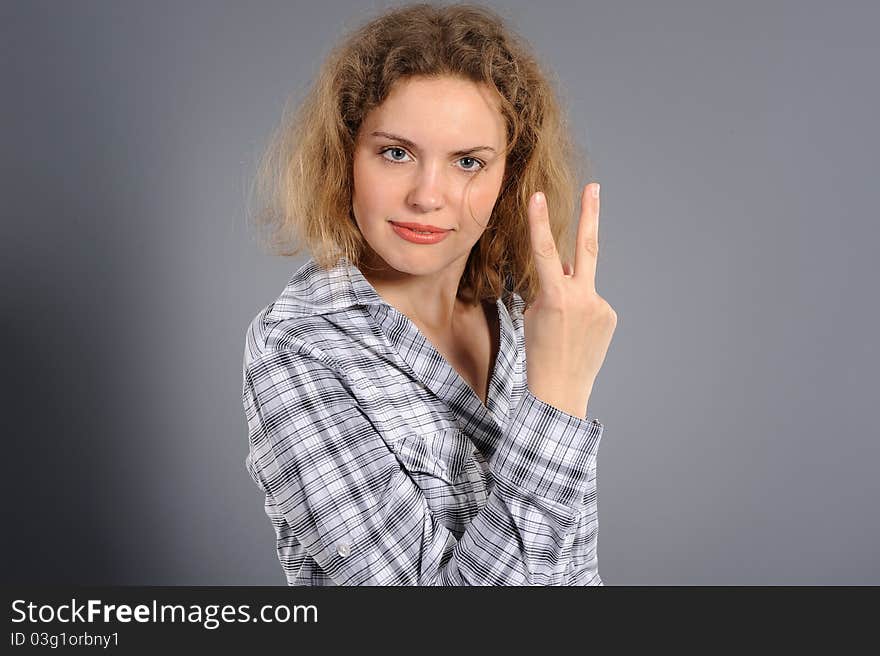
[248,2,590,307]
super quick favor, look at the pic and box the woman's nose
[406,163,446,212]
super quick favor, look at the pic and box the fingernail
[592,184,600,199]
[533,192,545,207]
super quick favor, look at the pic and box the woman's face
[352,75,507,279]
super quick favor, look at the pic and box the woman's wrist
[527,382,592,420]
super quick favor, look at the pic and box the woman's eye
[458,156,484,172]
[380,147,411,163]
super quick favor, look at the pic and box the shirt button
[337,542,351,558]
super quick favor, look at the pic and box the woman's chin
[367,248,448,278]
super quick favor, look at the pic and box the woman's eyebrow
[370,131,496,156]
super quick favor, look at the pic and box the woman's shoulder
[244,256,377,369]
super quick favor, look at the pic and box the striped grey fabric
[242,257,605,585]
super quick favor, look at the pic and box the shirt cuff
[492,388,604,506]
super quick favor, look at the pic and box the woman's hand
[523,183,618,419]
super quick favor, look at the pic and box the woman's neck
[358,250,474,333]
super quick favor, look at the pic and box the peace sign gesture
[522,183,618,419]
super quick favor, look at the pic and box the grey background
[2,0,877,585]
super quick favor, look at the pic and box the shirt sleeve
[243,346,603,585]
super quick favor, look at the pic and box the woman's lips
[389,220,450,233]
[390,221,451,244]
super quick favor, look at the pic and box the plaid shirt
[242,257,605,585]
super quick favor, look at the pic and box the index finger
[573,183,600,292]
[527,191,565,291]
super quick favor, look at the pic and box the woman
[242,2,617,585]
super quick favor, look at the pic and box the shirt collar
[264,255,523,437]
[265,256,387,322]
